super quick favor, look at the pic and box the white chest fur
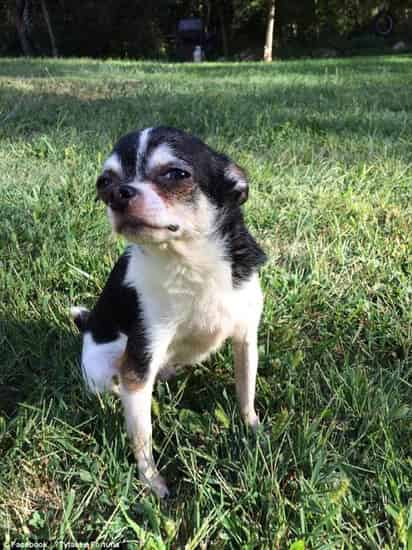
[125,242,261,368]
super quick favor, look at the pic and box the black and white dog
[72,127,266,497]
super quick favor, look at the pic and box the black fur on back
[83,252,138,343]
[217,207,267,287]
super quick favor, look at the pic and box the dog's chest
[157,271,236,364]
[127,246,237,365]
[168,284,235,364]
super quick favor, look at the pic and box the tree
[40,0,58,57]
[15,0,35,56]
[263,0,276,61]
[15,0,58,57]
[217,2,229,57]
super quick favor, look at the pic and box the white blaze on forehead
[103,153,123,176]
[137,127,153,162]
[147,143,179,171]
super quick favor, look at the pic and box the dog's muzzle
[96,178,180,233]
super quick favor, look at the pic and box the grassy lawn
[1,55,412,547]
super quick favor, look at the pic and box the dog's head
[96,127,249,244]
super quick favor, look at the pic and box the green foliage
[1,55,412,546]
[231,0,266,31]
[1,0,412,58]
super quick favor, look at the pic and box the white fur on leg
[232,275,262,431]
[120,378,169,498]
[233,335,259,430]
[81,332,127,394]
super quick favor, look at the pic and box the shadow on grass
[0,318,81,417]
[0,315,232,422]
[0,66,411,155]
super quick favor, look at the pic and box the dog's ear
[223,162,249,205]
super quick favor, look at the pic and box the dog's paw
[141,472,170,499]
[151,474,170,499]
[243,411,260,433]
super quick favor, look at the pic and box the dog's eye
[163,168,190,181]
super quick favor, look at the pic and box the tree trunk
[204,0,211,34]
[16,0,34,56]
[217,3,229,58]
[40,0,58,57]
[264,0,276,62]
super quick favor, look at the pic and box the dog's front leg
[119,352,169,498]
[233,329,260,431]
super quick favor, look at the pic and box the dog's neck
[128,233,232,291]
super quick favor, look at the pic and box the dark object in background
[176,18,203,61]
[349,9,395,40]
[176,17,214,61]
[373,10,394,36]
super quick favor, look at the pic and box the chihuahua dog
[72,127,266,497]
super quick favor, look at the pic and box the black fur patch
[81,251,152,378]
[112,132,141,180]
[124,320,152,382]
[218,208,267,287]
[146,127,242,207]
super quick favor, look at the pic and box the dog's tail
[70,306,90,333]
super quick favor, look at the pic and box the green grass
[1,55,412,548]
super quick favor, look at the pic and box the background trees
[0,0,411,59]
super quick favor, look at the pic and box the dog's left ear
[223,162,249,205]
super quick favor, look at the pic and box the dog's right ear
[70,306,90,333]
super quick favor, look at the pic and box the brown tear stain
[148,180,195,205]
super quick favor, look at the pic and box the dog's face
[96,127,249,244]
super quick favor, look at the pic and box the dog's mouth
[113,214,179,235]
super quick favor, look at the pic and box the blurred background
[1,0,412,61]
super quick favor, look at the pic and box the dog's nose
[110,185,139,211]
